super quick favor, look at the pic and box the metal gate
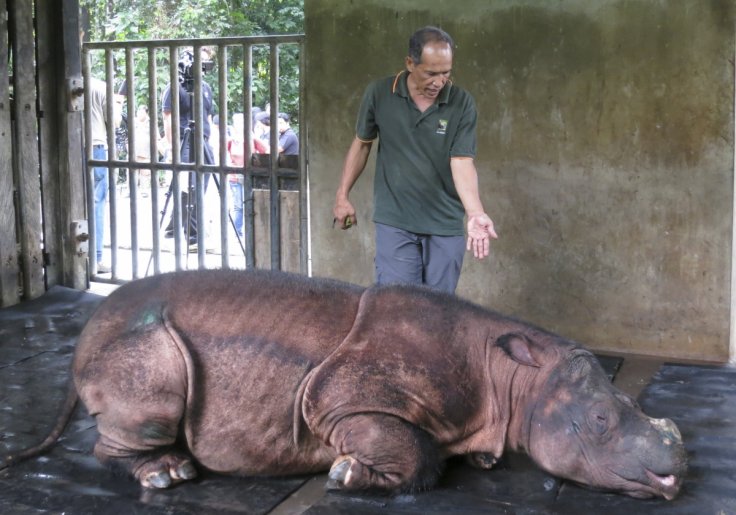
[82,35,306,283]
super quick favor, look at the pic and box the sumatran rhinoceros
[4,269,687,500]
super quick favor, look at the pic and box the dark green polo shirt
[356,71,477,236]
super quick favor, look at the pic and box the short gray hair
[408,26,454,65]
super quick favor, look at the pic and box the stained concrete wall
[305,0,735,362]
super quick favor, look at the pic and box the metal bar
[148,47,161,275]
[125,47,141,279]
[269,43,281,270]
[217,46,229,268]
[298,40,308,274]
[193,45,206,265]
[244,44,256,269]
[169,46,183,269]
[105,49,119,280]
[84,35,304,50]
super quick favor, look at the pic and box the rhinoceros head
[499,334,687,500]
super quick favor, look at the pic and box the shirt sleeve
[355,82,378,141]
[161,85,172,114]
[449,91,477,159]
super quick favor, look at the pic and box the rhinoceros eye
[589,407,610,436]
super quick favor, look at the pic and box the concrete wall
[305,0,736,362]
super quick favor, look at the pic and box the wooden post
[0,0,20,306]
[62,0,88,289]
[9,0,45,300]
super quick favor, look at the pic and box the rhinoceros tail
[0,378,78,470]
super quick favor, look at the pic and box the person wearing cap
[253,109,270,153]
[332,26,497,294]
[160,47,216,247]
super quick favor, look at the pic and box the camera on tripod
[177,50,214,93]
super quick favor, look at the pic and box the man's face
[406,41,453,100]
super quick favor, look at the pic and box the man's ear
[496,333,541,368]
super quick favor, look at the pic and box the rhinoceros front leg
[324,413,442,493]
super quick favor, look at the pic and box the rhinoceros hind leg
[324,414,442,493]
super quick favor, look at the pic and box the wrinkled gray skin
[9,270,687,499]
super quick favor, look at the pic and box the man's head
[277,112,290,134]
[406,26,454,100]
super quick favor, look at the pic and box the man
[161,48,216,247]
[276,112,299,155]
[332,26,497,294]
[88,77,122,274]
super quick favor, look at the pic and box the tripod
[145,117,246,275]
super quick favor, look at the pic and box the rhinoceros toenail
[328,458,351,482]
[177,462,197,480]
[148,471,172,489]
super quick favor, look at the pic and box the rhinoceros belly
[182,335,337,475]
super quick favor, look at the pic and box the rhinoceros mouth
[644,468,681,501]
[606,468,682,500]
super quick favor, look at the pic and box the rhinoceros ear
[496,333,541,368]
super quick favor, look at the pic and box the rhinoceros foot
[465,452,498,470]
[136,453,198,489]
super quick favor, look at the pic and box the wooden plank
[254,189,299,272]
[0,0,20,306]
[9,0,45,300]
[35,0,62,289]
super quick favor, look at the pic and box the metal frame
[82,35,306,283]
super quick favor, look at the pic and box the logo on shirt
[436,119,448,135]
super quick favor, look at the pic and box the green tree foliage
[81,0,303,127]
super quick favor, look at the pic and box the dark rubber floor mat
[0,290,628,514]
[549,363,736,514]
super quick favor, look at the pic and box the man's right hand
[333,199,357,230]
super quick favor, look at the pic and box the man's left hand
[466,213,498,259]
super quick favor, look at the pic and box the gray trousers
[374,222,465,294]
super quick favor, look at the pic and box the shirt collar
[392,70,452,105]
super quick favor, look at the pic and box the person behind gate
[88,76,123,274]
[161,47,216,249]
